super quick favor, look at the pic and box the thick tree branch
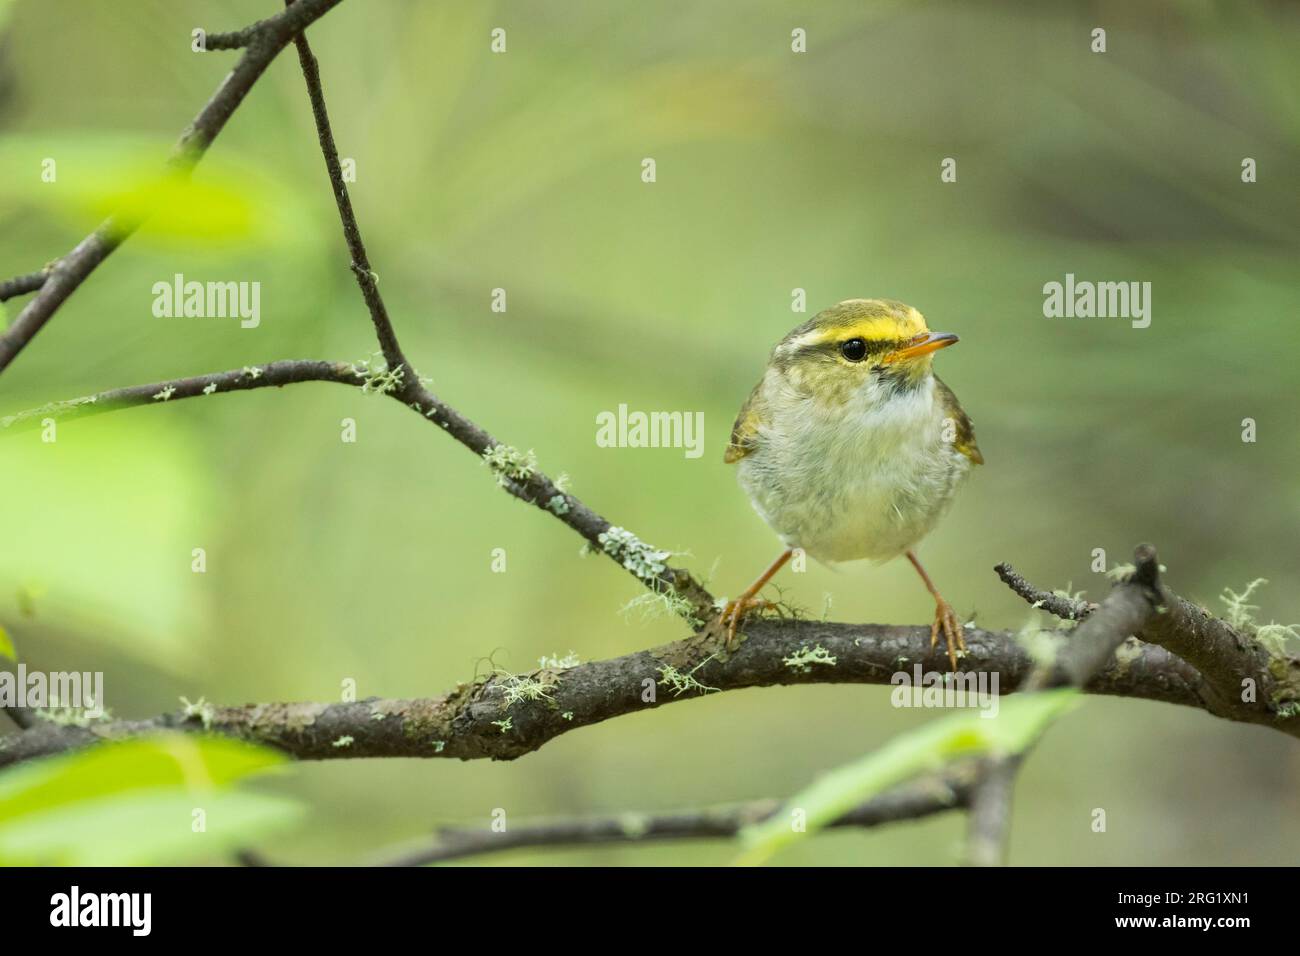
[1142,586,1300,723]
[1001,549,1298,724]
[5,560,1291,770]
[0,0,344,375]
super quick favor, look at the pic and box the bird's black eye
[840,338,868,362]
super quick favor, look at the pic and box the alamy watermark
[0,665,104,718]
[595,404,704,459]
[1042,273,1150,328]
[890,665,999,717]
[152,273,260,328]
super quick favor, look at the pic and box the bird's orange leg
[906,550,965,670]
[721,548,794,646]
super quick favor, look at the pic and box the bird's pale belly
[736,392,971,564]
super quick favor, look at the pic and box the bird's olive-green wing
[935,376,983,465]
[723,379,765,464]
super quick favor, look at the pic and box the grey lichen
[1042,583,1086,629]
[351,352,403,395]
[598,526,673,581]
[491,716,513,733]
[179,695,215,729]
[1220,579,1268,631]
[657,657,719,697]
[1220,579,1300,655]
[1255,623,1300,656]
[36,705,107,728]
[1111,637,1145,676]
[782,644,837,673]
[1105,563,1136,583]
[1,395,96,430]
[495,671,557,708]
[537,651,580,670]
[619,587,703,627]
[482,443,539,487]
[618,813,651,839]
[331,735,354,748]
[1015,616,1066,670]
[546,494,570,516]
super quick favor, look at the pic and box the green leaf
[0,734,303,865]
[735,689,1080,865]
[0,787,302,866]
[0,133,313,248]
[0,624,13,661]
[0,416,215,674]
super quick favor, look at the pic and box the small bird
[722,299,982,667]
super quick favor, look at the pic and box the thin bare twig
[372,769,978,866]
[0,271,48,303]
[287,9,405,371]
[0,0,344,375]
[994,562,1095,621]
[275,9,715,620]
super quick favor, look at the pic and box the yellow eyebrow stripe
[800,314,922,347]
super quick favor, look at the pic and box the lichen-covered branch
[994,562,1094,622]
[1001,547,1298,725]
[4,560,1291,770]
[0,360,358,431]
[0,360,716,620]
[277,12,715,620]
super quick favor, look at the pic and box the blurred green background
[2,0,1298,864]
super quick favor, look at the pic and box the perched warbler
[722,299,983,667]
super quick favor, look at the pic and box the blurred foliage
[0,0,1298,865]
[0,133,312,247]
[0,735,302,865]
[738,689,1080,864]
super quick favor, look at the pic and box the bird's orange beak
[883,331,959,364]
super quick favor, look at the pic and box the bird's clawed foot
[930,597,966,671]
[720,596,776,647]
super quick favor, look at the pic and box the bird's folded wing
[935,375,984,465]
[723,380,765,463]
